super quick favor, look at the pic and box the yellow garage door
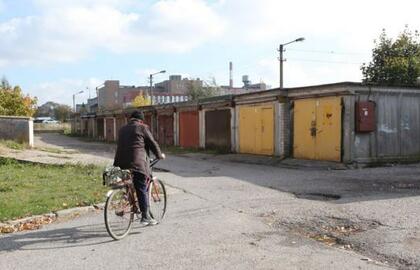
[293,97,342,161]
[239,105,274,155]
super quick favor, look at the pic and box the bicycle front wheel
[148,179,167,222]
[104,188,134,240]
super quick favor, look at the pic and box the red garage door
[179,111,199,148]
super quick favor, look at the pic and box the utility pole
[278,37,305,88]
[149,70,166,105]
[279,44,284,89]
[149,74,153,105]
[72,90,84,112]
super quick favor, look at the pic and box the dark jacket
[113,119,163,177]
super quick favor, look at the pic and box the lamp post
[278,37,305,88]
[73,90,84,112]
[149,70,166,105]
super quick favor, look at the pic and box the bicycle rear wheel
[148,179,167,222]
[104,188,134,240]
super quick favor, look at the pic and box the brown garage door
[205,109,231,151]
[105,118,114,142]
[158,114,174,146]
[97,118,104,140]
[179,111,199,148]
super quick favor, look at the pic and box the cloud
[0,0,225,67]
[28,78,103,106]
[216,0,420,45]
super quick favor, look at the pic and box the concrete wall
[0,116,34,147]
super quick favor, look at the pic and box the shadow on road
[157,154,420,204]
[33,133,420,204]
[0,223,117,251]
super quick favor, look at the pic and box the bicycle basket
[102,166,131,187]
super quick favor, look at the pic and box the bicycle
[103,159,167,240]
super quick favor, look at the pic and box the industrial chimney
[229,61,233,90]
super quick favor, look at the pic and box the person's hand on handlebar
[160,153,166,160]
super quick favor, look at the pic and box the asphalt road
[1,133,419,269]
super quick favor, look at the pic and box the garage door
[239,105,274,155]
[293,96,342,161]
[179,111,199,148]
[205,109,231,151]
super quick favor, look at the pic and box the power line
[287,58,364,65]
[287,48,370,56]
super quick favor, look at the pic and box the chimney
[229,61,233,90]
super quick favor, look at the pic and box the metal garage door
[293,96,342,161]
[105,118,114,142]
[158,114,174,146]
[179,111,199,148]
[239,104,274,155]
[205,109,231,151]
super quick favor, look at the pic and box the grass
[0,140,28,150]
[0,157,108,222]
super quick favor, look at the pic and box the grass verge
[0,140,28,150]
[0,157,107,222]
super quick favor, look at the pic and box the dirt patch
[275,216,419,269]
[277,216,380,247]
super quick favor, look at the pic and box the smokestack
[229,61,233,90]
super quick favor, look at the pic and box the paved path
[1,133,420,269]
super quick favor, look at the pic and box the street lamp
[278,37,305,88]
[73,90,84,112]
[149,70,166,105]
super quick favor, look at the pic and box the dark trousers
[132,171,148,216]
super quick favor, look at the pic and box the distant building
[220,75,268,95]
[152,75,201,104]
[97,80,150,111]
[155,75,202,95]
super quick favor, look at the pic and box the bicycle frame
[105,158,162,209]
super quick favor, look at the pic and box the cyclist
[113,110,165,226]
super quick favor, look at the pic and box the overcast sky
[0,0,419,105]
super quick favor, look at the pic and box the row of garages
[74,82,420,164]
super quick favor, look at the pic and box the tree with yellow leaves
[0,78,37,117]
[131,93,151,107]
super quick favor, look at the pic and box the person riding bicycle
[113,110,165,226]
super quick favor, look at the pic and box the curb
[0,203,104,234]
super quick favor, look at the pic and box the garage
[178,109,199,148]
[205,109,231,151]
[105,118,115,142]
[238,104,274,155]
[293,96,342,162]
[157,113,174,146]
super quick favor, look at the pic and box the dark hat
[130,110,144,120]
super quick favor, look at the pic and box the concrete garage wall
[345,88,420,164]
[0,116,34,147]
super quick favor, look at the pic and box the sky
[0,0,419,106]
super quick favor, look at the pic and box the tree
[132,92,151,107]
[35,101,72,122]
[0,78,37,117]
[187,77,221,101]
[35,101,60,118]
[54,104,73,122]
[361,26,420,86]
